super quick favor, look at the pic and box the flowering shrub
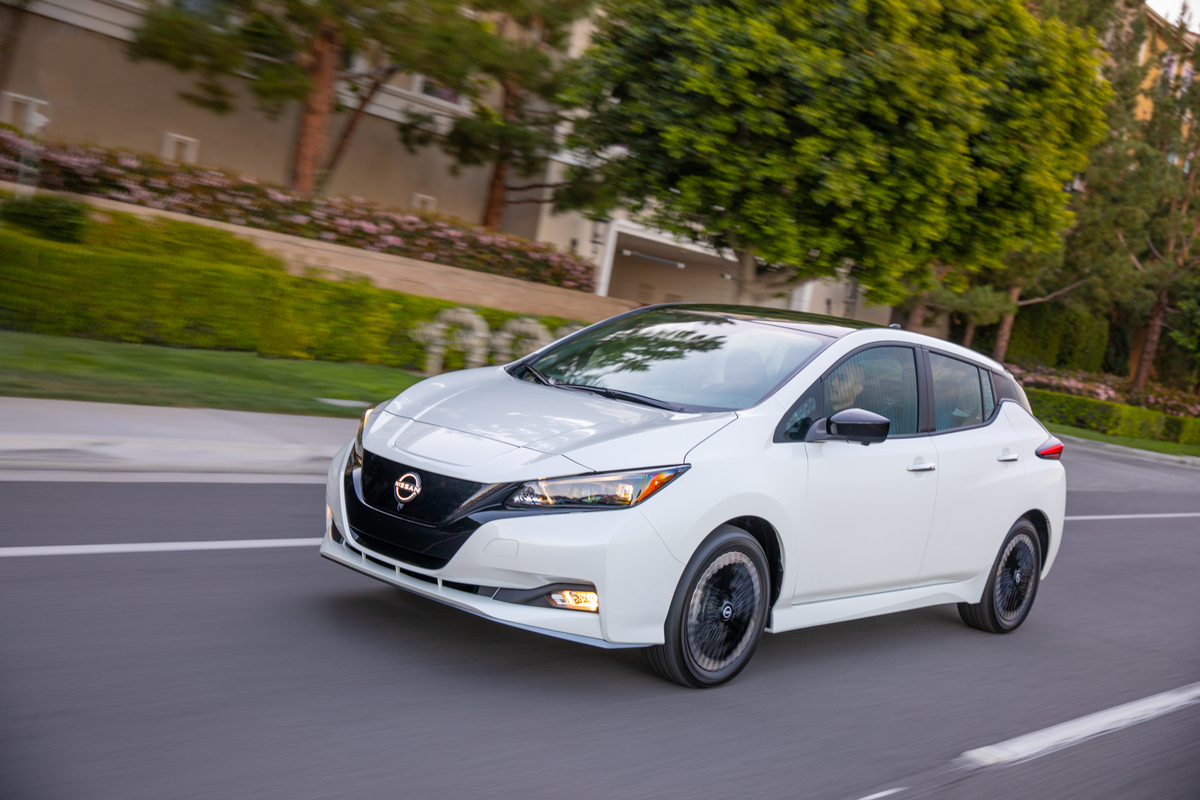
[0,127,596,291]
[1009,363,1200,418]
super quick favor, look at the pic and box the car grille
[360,450,489,526]
[344,451,515,570]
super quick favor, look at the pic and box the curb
[1057,433,1200,469]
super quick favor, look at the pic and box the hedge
[1026,387,1200,445]
[0,229,582,373]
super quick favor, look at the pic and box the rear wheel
[958,519,1042,634]
[645,525,769,688]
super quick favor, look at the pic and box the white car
[321,304,1065,687]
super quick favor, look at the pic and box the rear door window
[929,353,990,431]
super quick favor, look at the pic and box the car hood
[377,367,736,476]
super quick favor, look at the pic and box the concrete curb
[1057,433,1200,469]
[0,435,338,475]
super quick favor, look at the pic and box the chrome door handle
[906,462,936,472]
[997,454,1019,462]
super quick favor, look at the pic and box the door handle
[997,453,1019,462]
[906,462,936,472]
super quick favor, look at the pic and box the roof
[646,302,884,336]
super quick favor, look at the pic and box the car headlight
[507,466,689,509]
[354,405,377,459]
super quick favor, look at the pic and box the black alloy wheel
[645,525,770,687]
[959,519,1042,634]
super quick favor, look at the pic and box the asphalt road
[1,446,1198,800]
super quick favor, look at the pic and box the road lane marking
[854,789,907,800]
[0,538,323,557]
[957,680,1200,769]
[1065,512,1200,521]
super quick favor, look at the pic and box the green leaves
[566,0,1108,303]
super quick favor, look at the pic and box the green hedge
[0,229,581,373]
[1007,302,1108,373]
[1026,387,1200,445]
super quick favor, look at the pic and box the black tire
[644,525,770,688]
[958,519,1042,634]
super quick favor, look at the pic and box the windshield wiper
[556,383,686,412]
[523,363,555,386]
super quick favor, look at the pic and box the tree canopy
[563,0,1108,305]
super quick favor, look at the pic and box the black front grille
[344,451,516,570]
[361,450,489,526]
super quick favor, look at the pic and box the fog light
[548,590,599,612]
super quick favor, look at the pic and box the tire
[958,519,1042,634]
[644,525,770,688]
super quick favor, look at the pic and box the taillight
[1036,436,1064,460]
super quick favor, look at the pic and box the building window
[412,193,438,213]
[1,92,49,134]
[162,132,200,164]
[414,75,462,106]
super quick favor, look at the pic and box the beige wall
[3,13,493,223]
[608,253,737,305]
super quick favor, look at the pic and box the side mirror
[804,408,890,446]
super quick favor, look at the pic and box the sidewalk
[2,396,1196,481]
[0,396,357,479]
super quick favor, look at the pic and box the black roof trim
[640,302,883,333]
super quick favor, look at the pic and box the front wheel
[645,525,770,688]
[958,519,1042,634]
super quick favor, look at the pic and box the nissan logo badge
[394,472,422,504]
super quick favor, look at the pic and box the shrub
[1011,363,1200,418]
[83,211,285,271]
[1026,388,1200,445]
[0,127,596,291]
[0,229,582,372]
[0,194,87,242]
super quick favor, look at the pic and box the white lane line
[854,789,907,800]
[1065,512,1200,521]
[0,538,323,557]
[957,681,1200,769]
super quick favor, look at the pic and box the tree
[1169,279,1200,392]
[562,0,1108,306]
[895,3,1109,332]
[399,0,595,229]
[1070,7,1200,389]
[129,0,487,194]
[0,0,32,95]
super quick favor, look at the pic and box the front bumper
[323,443,683,647]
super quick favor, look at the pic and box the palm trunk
[318,67,397,193]
[992,285,1023,363]
[962,319,977,350]
[290,20,341,194]
[1132,288,1170,391]
[733,249,757,304]
[0,2,30,95]
[906,303,926,330]
[482,80,517,229]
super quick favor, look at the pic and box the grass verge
[0,330,422,417]
[1046,423,1200,458]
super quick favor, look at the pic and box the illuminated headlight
[354,405,377,459]
[507,466,689,509]
[549,590,599,612]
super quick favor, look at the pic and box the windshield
[524,308,832,412]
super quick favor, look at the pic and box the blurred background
[0,0,1198,797]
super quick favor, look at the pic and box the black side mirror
[804,408,890,446]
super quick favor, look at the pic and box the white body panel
[324,324,1067,647]
[917,405,1026,585]
[795,436,938,601]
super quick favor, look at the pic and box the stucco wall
[2,12,493,223]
